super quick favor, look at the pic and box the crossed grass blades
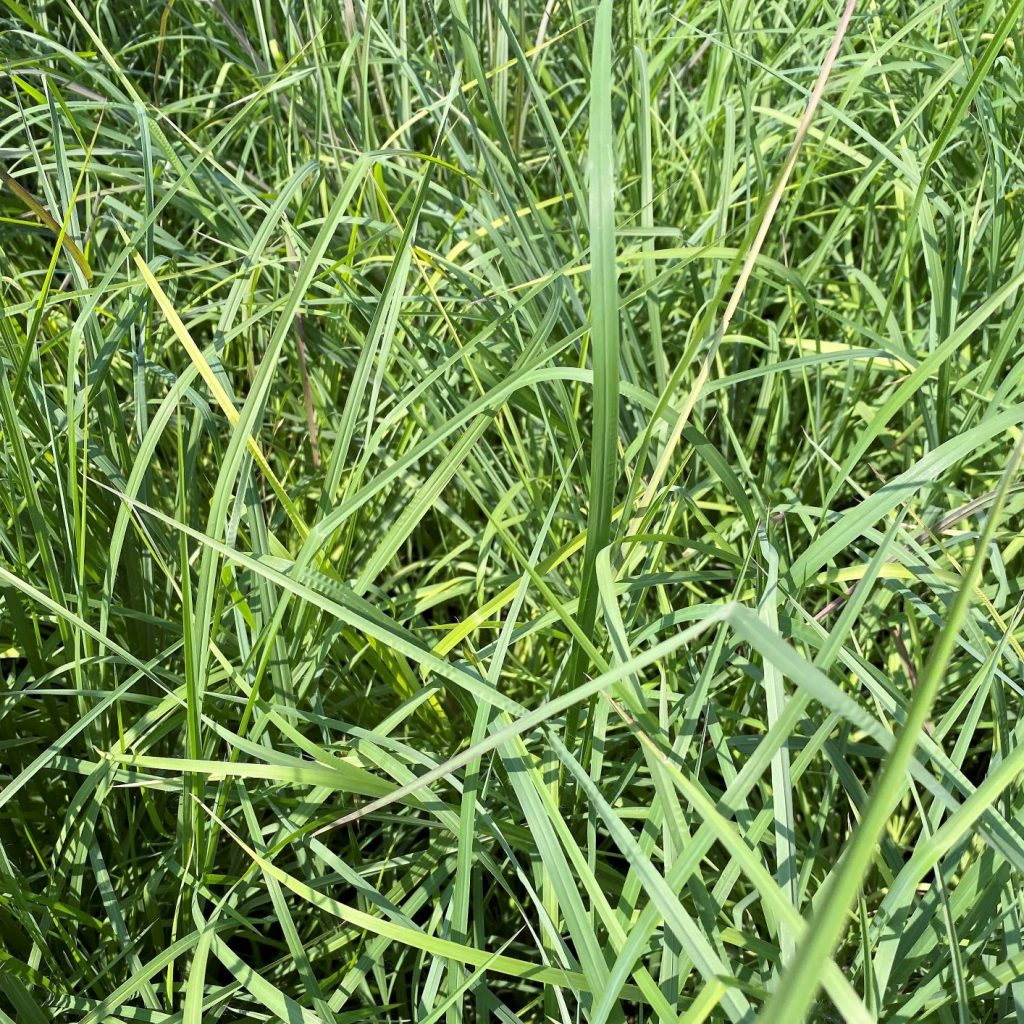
[2,0,1024,1021]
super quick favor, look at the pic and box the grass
[2,0,1024,1020]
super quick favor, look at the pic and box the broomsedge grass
[2,0,1024,1021]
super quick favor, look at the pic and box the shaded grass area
[2,0,1024,1020]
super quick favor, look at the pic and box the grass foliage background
[3,0,1024,1020]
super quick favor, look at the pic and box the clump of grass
[2,1,1024,1021]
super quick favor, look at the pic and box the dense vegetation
[2,0,1024,1020]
